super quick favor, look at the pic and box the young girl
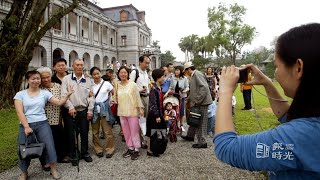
[164,102,177,129]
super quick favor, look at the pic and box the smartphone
[238,68,248,83]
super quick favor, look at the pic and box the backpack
[133,69,139,83]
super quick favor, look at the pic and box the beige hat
[183,61,194,71]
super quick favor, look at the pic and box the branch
[35,0,80,42]
[19,0,33,31]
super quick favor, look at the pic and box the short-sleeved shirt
[92,79,113,103]
[14,89,53,123]
[42,83,61,125]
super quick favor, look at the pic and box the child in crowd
[207,100,217,137]
[232,95,236,117]
[164,102,177,130]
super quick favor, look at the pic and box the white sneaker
[181,126,186,132]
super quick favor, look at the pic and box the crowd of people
[13,23,320,180]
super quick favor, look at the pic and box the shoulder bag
[187,106,202,128]
[19,133,45,159]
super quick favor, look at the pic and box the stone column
[79,16,83,42]
[91,21,94,44]
[76,15,79,41]
[98,23,101,45]
[65,13,69,38]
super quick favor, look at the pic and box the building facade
[0,0,161,71]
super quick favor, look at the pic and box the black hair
[117,66,130,80]
[166,63,173,67]
[174,66,184,78]
[165,102,173,110]
[139,55,150,64]
[276,23,320,120]
[152,68,165,82]
[106,69,114,74]
[190,66,196,71]
[53,58,67,67]
[90,67,101,75]
[206,67,214,75]
[25,70,41,80]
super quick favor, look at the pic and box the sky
[99,0,320,61]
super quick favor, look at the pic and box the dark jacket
[146,84,166,137]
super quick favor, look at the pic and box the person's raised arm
[215,66,237,135]
[49,86,74,106]
[245,64,290,118]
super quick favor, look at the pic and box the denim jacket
[93,101,115,124]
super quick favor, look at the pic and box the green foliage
[265,62,275,79]
[240,46,273,66]
[160,50,176,67]
[191,55,210,70]
[0,109,18,172]
[208,3,256,65]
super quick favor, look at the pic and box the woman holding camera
[164,66,189,132]
[214,23,320,179]
[14,70,73,180]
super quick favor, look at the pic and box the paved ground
[0,124,265,180]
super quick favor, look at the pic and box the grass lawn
[232,82,290,135]
[0,109,19,173]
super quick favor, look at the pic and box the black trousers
[243,89,252,109]
[64,109,90,159]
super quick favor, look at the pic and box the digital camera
[238,68,249,83]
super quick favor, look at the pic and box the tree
[241,46,272,66]
[0,0,85,107]
[191,54,210,71]
[178,34,198,61]
[160,50,176,67]
[208,3,256,65]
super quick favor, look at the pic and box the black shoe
[96,152,103,158]
[141,143,148,149]
[131,151,139,160]
[105,154,113,158]
[42,165,51,171]
[71,159,78,166]
[123,149,134,158]
[181,135,194,141]
[192,143,208,148]
[83,156,93,162]
[147,151,159,157]
[241,108,249,110]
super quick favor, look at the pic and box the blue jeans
[207,115,216,134]
[17,120,57,172]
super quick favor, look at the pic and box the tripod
[72,117,80,172]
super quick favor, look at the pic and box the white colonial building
[0,0,161,71]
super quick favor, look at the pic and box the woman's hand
[219,66,239,95]
[138,108,144,117]
[244,64,272,86]
[24,126,33,136]
[67,85,75,96]
[156,117,161,123]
